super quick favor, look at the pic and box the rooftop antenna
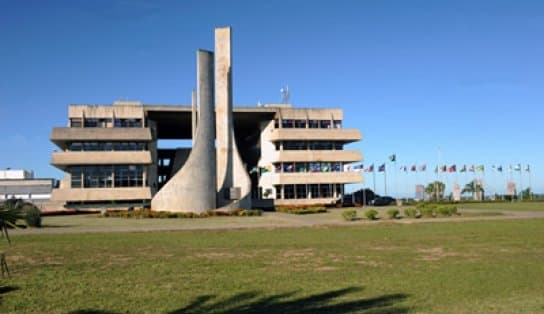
[280,85,290,104]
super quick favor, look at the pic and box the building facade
[0,169,57,209]
[48,27,363,212]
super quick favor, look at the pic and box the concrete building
[0,169,57,209]
[48,27,363,212]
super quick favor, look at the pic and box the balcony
[51,127,153,149]
[270,150,363,163]
[260,171,363,185]
[51,151,152,169]
[269,128,361,142]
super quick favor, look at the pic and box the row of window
[69,142,147,151]
[70,118,143,128]
[274,162,344,173]
[70,165,144,188]
[275,184,344,200]
[276,141,344,151]
[275,119,342,129]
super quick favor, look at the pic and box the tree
[462,180,485,201]
[425,181,445,201]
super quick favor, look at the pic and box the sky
[1,0,543,197]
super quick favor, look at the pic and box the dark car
[371,196,396,206]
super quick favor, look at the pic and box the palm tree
[425,181,445,201]
[462,180,484,201]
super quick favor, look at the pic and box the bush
[275,205,328,215]
[403,208,421,218]
[21,204,41,227]
[365,209,379,220]
[386,209,400,219]
[436,205,458,217]
[102,208,262,219]
[342,209,357,221]
[420,207,436,218]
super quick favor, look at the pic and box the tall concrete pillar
[215,26,252,209]
[191,89,197,141]
[151,50,216,212]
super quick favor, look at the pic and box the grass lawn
[1,219,544,313]
[457,201,544,212]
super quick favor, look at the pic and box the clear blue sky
[1,0,542,197]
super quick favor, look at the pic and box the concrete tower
[151,50,216,212]
[215,26,252,209]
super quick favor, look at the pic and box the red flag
[448,165,456,173]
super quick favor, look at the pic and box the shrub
[386,209,400,219]
[102,208,262,219]
[420,206,436,218]
[365,209,379,220]
[436,205,458,217]
[21,204,41,227]
[342,209,357,221]
[276,206,327,215]
[403,208,421,218]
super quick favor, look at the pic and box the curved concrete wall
[151,50,216,212]
[215,27,252,210]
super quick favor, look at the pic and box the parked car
[370,196,396,206]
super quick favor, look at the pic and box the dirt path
[10,209,544,236]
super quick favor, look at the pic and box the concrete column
[191,89,197,141]
[215,26,252,209]
[151,50,216,212]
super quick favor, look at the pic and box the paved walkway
[10,208,544,236]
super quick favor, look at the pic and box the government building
[48,27,363,213]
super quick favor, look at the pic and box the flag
[476,165,484,172]
[441,165,447,173]
[419,164,427,172]
[497,165,503,172]
[411,165,417,172]
[514,164,521,171]
[469,165,475,172]
[343,164,352,172]
[378,164,386,172]
[389,154,396,162]
[400,165,407,172]
[525,165,530,172]
[448,165,456,173]
[491,165,496,172]
[508,164,513,172]
[365,164,374,172]
[434,166,438,173]
[460,165,467,172]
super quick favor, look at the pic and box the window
[114,118,143,128]
[309,162,321,172]
[274,163,282,173]
[69,142,146,151]
[333,120,342,129]
[296,184,307,199]
[70,167,82,188]
[84,118,99,128]
[295,162,307,173]
[283,141,307,150]
[281,119,294,128]
[309,120,319,128]
[294,119,307,128]
[70,118,83,128]
[274,119,279,128]
[114,165,143,187]
[284,185,295,199]
[320,184,332,198]
[309,184,319,198]
[275,185,282,199]
[321,162,331,172]
[283,162,294,173]
[334,142,343,150]
[332,162,342,172]
[335,184,343,197]
[320,120,331,128]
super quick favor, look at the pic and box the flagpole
[384,166,388,196]
[519,165,523,201]
[372,167,376,200]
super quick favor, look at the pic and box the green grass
[2,219,544,313]
[457,201,544,211]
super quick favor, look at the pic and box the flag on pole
[476,165,485,172]
[365,164,374,172]
[525,165,530,172]
[419,164,427,172]
[441,165,447,172]
[508,165,513,172]
[514,164,521,171]
[497,165,503,172]
[434,166,438,173]
[352,164,364,171]
[491,165,496,172]
[343,164,352,172]
[469,165,475,172]
[400,165,407,172]
[411,165,417,172]
[378,164,386,172]
[448,165,456,172]
[460,165,467,172]
[389,154,396,162]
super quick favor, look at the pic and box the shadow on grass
[169,286,410,314]
[0,285,20,304]
[68,310,119,314]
